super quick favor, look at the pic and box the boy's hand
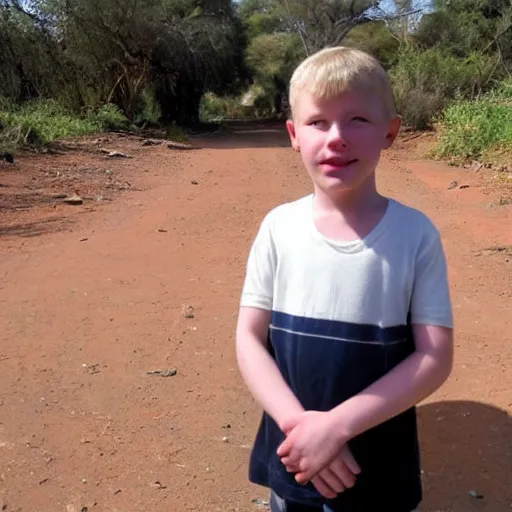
[277,410,349,485]
[310,446,361,498]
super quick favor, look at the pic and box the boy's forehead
[292,88,384,117]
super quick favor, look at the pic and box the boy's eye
[309,120,326,127]
[352,116,369,122]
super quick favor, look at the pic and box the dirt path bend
[0,124,511,512]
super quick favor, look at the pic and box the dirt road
[1,123,511,512]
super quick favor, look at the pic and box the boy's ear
[286,119,300,152]
[384,115,401,149]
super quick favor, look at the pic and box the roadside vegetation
[1,0,511,167]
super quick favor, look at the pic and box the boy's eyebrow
[304,111,324,119]
[296,108,324,121]
[303,107,374,120]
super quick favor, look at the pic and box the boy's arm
[237,306,362,498]
[332,323,453,440]
[236,306,304,429]
[279,323,453,484]
[335,225,454,438]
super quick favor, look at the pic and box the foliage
[246,32,305,113]
[270,0,382,53]
[0,0,247,126]
[200,92,253,122]
[434,79,512,162]
[0,99,128,152]
[390,48,497,129]
[343,21,400,69]
[237,0,283,39]
[133,87,163,126]
[199,86,275,122]
[1,0,512,160]
[415,0,512,71]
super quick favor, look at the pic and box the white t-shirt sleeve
[410,227,453,327]
[240,213,277,310]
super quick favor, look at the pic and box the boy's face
[286,89,400,197]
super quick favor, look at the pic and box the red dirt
[0,123,511,512]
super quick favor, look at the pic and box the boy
[236,46,453,512]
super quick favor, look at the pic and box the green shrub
[199,92,256,122]
[133,87,162,125]
[434,79,512,162]
[199,92,230,122]
[0,99,129,152]
[390,48,496,129]
[344,21,400,69]
[166,123,189,143]
[93,103,129,131]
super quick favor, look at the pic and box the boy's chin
[316,176,361,193]
[309,168,376,194]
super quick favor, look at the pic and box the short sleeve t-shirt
[240,195,453,512]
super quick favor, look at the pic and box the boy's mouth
[318,157,358,169]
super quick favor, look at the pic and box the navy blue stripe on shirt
[271,311,408,345]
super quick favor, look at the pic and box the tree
[0,0,247,125]
[238,0,284,39]
[274,0,383,53]
[246,32,305,113]
[415,0,511,54]
[0,1,74,102]
[344,21,400,68]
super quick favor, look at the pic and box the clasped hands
[277,410,361,499]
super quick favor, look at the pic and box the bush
[390,48,496,129]
[246,32,304,114]
[199,92,256,122]
[200,92,230,122]
[133,87,162,126]
[344,21,400,69]
[0,99,129,152]
[434,79,512,162]
[93,103,129,131]
[166,123,189,143]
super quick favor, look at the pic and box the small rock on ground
[252,498,269,507]
[181,304,195,318]
[141,139,163,146]
[63,194,83,205]
[167,141,194,150]
[147,369,177,377]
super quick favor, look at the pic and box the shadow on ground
[418,400,511,511]
[0,217,72,237]
[189,120,291,150]
[0,191,55,211]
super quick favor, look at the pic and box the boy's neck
[311,180,389,242]
[312,179,385,218]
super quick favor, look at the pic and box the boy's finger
[281,455,299,466]
[311,475,337,499]
[319,467,346,494]
[281,455,301,471]
[341,446,361,475]
[276,437,292,456]
[329,457,356,489]
[295,468,315,485]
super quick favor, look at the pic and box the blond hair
[289,46,396,119]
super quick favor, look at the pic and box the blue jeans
[270,491,329,512]
[270,491,420,512]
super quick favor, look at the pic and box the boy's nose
[326,123,347,148]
